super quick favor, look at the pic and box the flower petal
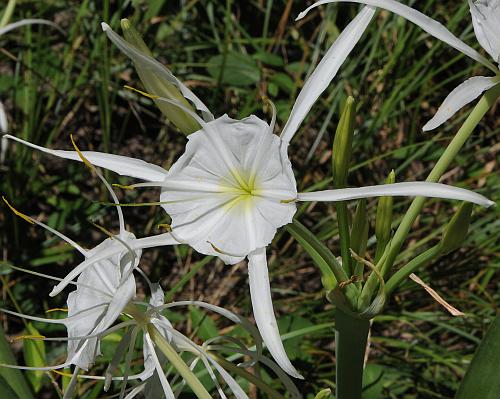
[143,332,176,399]
[133,233,181,249]
[0,19,63,36]
[49,238,136,297]
[423,76,499,131]
[101,22,214,122]
[247,248,303,379]
[3,134,167,181]
[469,0,500,63]
[298,182,494,207]
[206,355,249,399]
[297,0,498,72]
[0,101,7,133]
[280,6,375,144]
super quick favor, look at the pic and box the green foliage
[22,324,46,393]
[0,325,33,399]
[455,313,500,399]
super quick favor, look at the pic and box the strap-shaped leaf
[0,324,34,399]
[456,313,500,399]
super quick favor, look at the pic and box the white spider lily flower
[1,274,299,398]
[296,0,500,131]
[1,160,179,370]
[3,6,495,379]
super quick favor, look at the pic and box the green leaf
[455,314,500,399]
[270,73,295,95]
[0,375,20,399]
[253,51,284,66]
[189,306,218,341]
[314,388,332,399]
[22,324,46,393]
[441,202,473,255]
[277,315,313,360]
[0,325,34,399]
[362,364,385,399]
[206,52,260,87]
[286,220,344,291]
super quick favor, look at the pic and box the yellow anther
[208,241,225,255]
[90,222,115,239]
[280,198,297,204]
[112,183,135,190]
[2,197,34,224]
[70,134,94,171]
[45,308,68,313]
[51,369,74,378]
[11,334,46,342]
[124,85,160,100]
[157,223,172,232]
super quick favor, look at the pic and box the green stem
[335,309,370,399]
[359,83,500,308]
[384,244,442,296]
[147,324,212,399]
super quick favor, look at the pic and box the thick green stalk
[359,83,500,309]
[147,324,212,399]
[335,309,370,399]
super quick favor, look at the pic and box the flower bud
[351,199,368,280]
[441,202,473,254]
[121,19,200,135]
[332,96,356,188]
[375,170,395,261]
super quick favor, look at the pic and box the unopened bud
[120,19,200,135]
[441,202,473,254]
[351,199,368,254]
[332,96,356,188]
[375,170,395,261]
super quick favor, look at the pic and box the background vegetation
[0,0,498,397]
